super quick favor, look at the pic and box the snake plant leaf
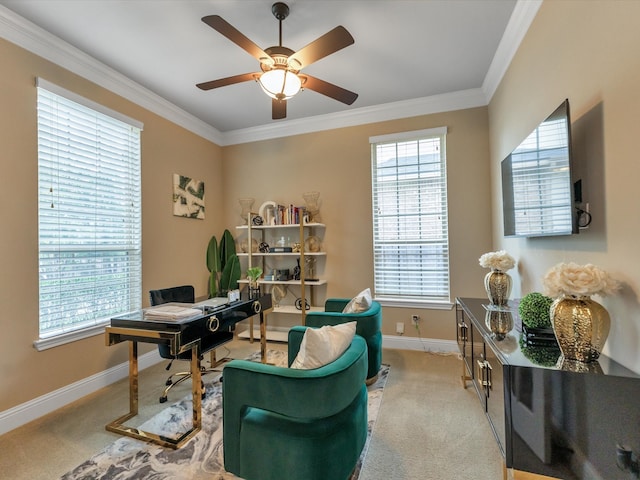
[219,229,236,270]
[220,254,241,294]
[206,236,220,273]
[209,271,218,298]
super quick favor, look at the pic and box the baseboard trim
[382,334,459,353]
[1,334,458,436]
[0,349,162,436]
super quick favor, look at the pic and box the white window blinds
[37,79,142,345]
[370,127,450,304]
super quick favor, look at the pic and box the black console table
[105,294,272,449]
[456,297,640,480]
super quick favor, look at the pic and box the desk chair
[149,285,232,403]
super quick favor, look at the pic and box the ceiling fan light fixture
[258,69,301,100]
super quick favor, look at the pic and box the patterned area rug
[61,350,389,480]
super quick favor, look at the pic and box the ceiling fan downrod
[272,2,289,47]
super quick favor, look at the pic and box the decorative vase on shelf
[550,295,611,363]
[238,197,254,225]
[302,191,321,223]
[484,269,512,307]
[248,282,261,299]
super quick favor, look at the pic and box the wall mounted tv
[501,99,579,237]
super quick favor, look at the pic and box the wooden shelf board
[237,327,289,343]
[236,223,325,230]
[237,252,325,257]
[237,279,327,286]
[273,305,324,314]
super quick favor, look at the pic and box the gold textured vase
[550,296,611,363]
[485,310,513,340]
[484,270,512,306]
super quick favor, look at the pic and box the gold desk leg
[260,309,267,363]
[129,341,139,415]
[190,345,202,431]
[461,357,471,388]
[249,316,254,343]
[106,341,202,449]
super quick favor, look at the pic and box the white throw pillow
[291,322,357,370]
[342,288,372,314]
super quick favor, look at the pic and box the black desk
[105,294,272,448]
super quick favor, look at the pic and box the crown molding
[1,1,538,147]
[0,5,224,145]
[482,0,543,102]
[221,88,487,146]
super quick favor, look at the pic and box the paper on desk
[143,305,202,321]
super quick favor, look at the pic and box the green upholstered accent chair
[305,298,383,383]
[222,326,368,480]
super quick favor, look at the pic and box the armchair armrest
[287,325,305,366]
[306,302,382,339]
[325,298,350,312]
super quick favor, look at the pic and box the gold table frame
[104,299,271,449]
[105,326,203,449]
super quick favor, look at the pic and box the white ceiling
[0,0,534,142]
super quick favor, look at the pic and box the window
[370,127,450,306]
[36,78,143,350]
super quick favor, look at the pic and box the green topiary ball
[518,292,553,329]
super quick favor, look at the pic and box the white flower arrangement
[478,250,516,272]
[543,262,620,298]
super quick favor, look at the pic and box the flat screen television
[501,99,579,237]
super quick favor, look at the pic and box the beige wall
[0,38,223,411]
[488,1,640,372]
[221,107,493,338]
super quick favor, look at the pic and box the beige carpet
[59,350,388,479]
[0,341,504,479]
[357,348,504,480]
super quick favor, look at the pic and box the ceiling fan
[196,2,358,120]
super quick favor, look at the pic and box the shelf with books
[236,216,326,323]
[236,223,325,230]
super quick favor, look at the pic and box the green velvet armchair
[305,298,382,383]
[222,326,368,480]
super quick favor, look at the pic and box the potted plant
[246,266,263,298]
[518,292,557,347]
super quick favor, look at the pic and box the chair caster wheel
[159,396,167,403]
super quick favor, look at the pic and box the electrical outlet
[411,314,420,326]
[396,322,405,335]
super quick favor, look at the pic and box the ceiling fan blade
[196,72,259,91]
[202,15,274,66]
[300,75,358,105]
[288,26,354,70]
[272,99,287,120]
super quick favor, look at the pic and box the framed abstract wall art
[173,174,205,219]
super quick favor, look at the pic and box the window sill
[34,322,108,351]
[375,298,454,310]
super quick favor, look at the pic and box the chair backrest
[149,285,195,306]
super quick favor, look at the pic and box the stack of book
[143,304,202,321]
[274,204,306,225]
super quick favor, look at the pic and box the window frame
[370,127,451,309]
[34,78,143,351]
